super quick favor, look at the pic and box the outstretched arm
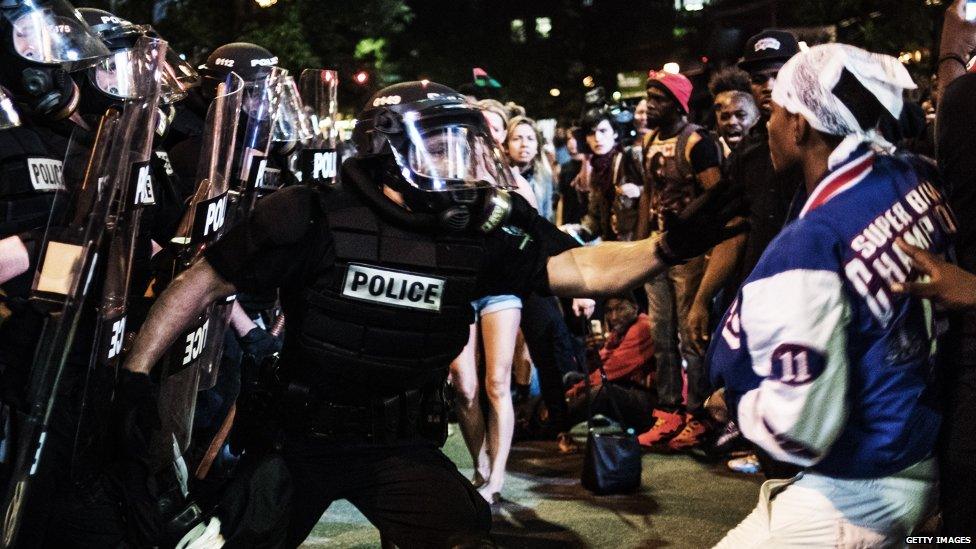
[123,259,235,375]
[547,178,749,297]
[547,235,666,296]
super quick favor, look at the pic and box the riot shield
[153,72,244,473]
[70,36,168,485]
[295,69,339,187]
[0,107,122,547]
[191,67,288,394]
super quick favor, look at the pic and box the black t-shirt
[939,74,976,273]
[723,121,803,302]
[557,159,586,225]
[204,180,579,333]
[937,73,976,372]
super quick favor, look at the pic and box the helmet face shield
[89,38,176,101]
[391,108,516,193]
[6,0,109,69]
[158,45,199,103]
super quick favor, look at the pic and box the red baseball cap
[647,71,693,114]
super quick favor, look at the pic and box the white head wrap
[771,43,917,168]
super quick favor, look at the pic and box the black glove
[656,181,750,266]
[239,327,283,364]
[112,369,163,545]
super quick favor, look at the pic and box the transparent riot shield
[191,67,286,395]
[296,69,339,186]
[0,107,123,548]
[70,36,168,484]
[153,72,244,473]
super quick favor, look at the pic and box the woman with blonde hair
[506,116,555,222]
[449,100,538,504]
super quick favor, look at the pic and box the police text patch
[342,263,445,312]
[27,158,64,191]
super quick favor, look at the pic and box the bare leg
[479,308,521,501]
[449,323,489,485]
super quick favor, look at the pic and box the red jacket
[569,313,654,397]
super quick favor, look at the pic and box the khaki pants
[714,459,938,548]
[644,250,706,413]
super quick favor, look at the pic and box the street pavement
[304,424,762,548]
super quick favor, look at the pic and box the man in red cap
[635,69,723,450]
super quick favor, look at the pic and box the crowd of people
[0,0,974,546]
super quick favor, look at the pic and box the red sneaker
[667,414,713,451]
[637,409,685,447]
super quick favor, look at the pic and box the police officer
[165,41,280,192]
[121,81,744,547]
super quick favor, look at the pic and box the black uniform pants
[520,294,582,427]
[283,436,492,548]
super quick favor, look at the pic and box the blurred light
[420,79,430,86]
[662,62,680,74]
[611,91,622,101]
[354,71,369,84]
[549,88,561,97]
[798,41,810,52]
[535,17,552,39]
[701,56,709,63]
[254,0,278,7]
[583,75,595,88]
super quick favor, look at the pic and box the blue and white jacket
[709,145,954,479]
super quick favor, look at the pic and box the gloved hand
[239,327,283,364]
[112,369,163,545]
[115,369,160,461]
[656,181,749,266]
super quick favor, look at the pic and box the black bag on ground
[581,428,641,495]
[579,319,642,495]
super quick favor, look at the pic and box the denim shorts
[471,294,522,319]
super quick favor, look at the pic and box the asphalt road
[303,425,762,548]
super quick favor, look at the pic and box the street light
[549,88,561,97]
[354,71,369,85]
[254,0,278,7]
[582,75,595,88]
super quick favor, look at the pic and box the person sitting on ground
[564,293,655,433]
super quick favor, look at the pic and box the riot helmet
[198,42,278,99]
[0,0,109,118]
[74,8,199,116]
[352,80,517,230]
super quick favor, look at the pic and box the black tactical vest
[0,125,66,237]
[291,172,487,400]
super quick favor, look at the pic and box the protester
[507,115,556,221]
[690,30,806,481]
[635,70,723,450]
[555,131,587,227]
[565,293,655,432]
[576,108,643,242]
[711,43,947,546]
[708,67,760,157]
[928,0,976,536]
[450,99,541,505]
